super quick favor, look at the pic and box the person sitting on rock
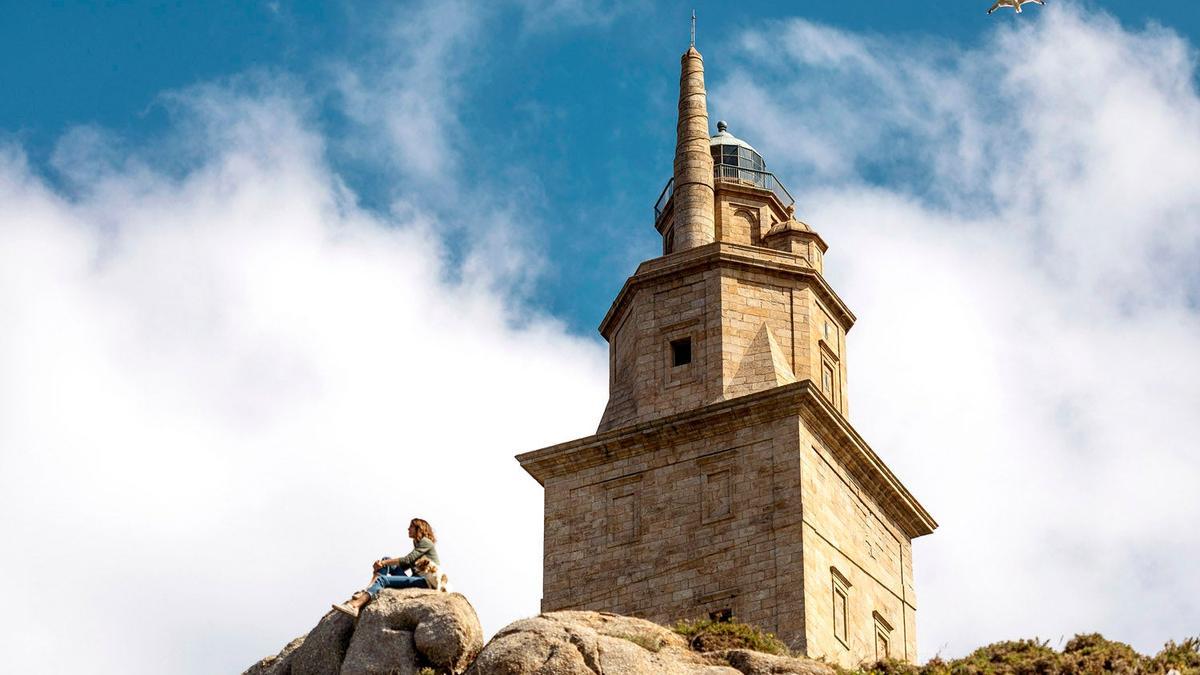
[333,517,440,618]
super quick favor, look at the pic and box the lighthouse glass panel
[712,144,767,188]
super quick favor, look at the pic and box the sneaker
[331,602,359,618]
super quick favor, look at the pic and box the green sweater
[394,538,439,569]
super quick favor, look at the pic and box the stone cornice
[598,242,857,339]
[795,382,938,539]
[515,380,938,539]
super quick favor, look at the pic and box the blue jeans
[365,563,428,598]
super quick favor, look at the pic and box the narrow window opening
[831,567,851,648]
[670,337,692,367]
[833,585,848,646]
[873,612,894,660]
[708,608,733,623]
[875,627,890,660]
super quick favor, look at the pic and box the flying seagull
[987,0,1045,14]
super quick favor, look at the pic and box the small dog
[412,557,452,593]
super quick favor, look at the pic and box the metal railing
[654,177,675,221]
[714,164,795,206]
[654,164,794,222]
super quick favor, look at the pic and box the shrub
[673,616,790,656]
[1152,637,1200,674]
[1061,633,1148,673]
[668,618,1198,675]
[951,638,1061,674]
[854,657,923,675]
[839,634,1200,675]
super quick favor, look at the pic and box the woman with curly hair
[333,517,440,618]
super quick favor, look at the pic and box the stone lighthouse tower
[517,41,937,667]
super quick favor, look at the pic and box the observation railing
[654,164,795,221]
[654,178,675,221]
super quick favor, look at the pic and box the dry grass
[613,632,666,652]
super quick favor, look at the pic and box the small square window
[709,608,733,623]
[670,337,692,367]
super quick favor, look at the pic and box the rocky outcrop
[247,603,1200,674]
[243,589,483,675]
[715,649,837,675]
[465,611,737,675]
[464,611,836,675]
[245,600,837,675]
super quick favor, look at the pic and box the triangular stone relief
[728,323,796,397]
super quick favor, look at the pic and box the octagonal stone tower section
[593,241,854,433]
[518,40,936,669]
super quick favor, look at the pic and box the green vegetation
[667,614,1198,674]
[851,633,1200,675]
[1155,639,1200,674]
[672,616,791,656]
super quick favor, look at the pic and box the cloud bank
[719,3,1200,658]
[0,16,605,675]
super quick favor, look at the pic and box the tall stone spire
[671,44,715,251]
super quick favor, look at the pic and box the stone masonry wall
[718,266,849,418]
[541,414,808,647]
[797,428,917,667]
[598,266,723,433]
[713,182,790,248]
[720,274,797,402]
[600,246,852,431]
[805,294,849,418]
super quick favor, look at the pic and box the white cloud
[721,3,1200,658]
[331,0,480,184]
[0,68,605,675]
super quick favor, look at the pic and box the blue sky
[4,0,1197,333]
[2,2,1199,674]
